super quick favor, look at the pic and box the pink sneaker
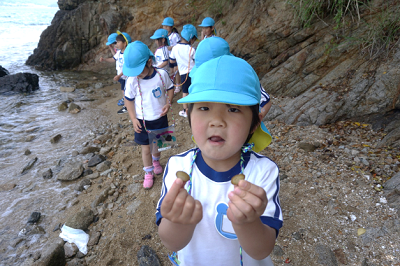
[153,160,163,175]
[143,172,154,189]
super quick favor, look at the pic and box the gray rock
[126,200,142,216]
[86,172,99,179]
[10,237,24,248]
[58,101,68,111]
[50,134,62,144]
[65,208,94,231]
[0,72,39,95]
[298,142,318,152]
[60,86,75,92]
[24,149,31,155]
[272,245,285,256]
[64,242,78,258]
[315,244,338,266]
[137,245,161,266]
[57,161,83,181]
[80,146,100,155]
[68,102,81,114]
[91,187,111,211]
[27,212,41,224]
[0,65,9,77]
[87,231,101,246]
[361,226,389,245]
[74,179,91,192]
[21,157,38,174]
[127,183,141,197]
[99,146,112,155]
[383,172,400,190]
[96,161,111,172]
[42,168,53,179]
[33,238,65,266]
[88,154,106,167]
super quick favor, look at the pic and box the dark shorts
[134,115,169,145]
[118,78,126,91]
[180,73,191,94]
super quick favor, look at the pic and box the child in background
[162,17,182,94]
[189,37,272,152]
[156,55,282,266]
[169,24,197,118]
[198,17,216,40]
[100,31,132,114]
[123,41,174,189]
[105,32,118,56]
[150,29,170,73]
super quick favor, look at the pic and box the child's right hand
[113,75,119,81]
[160,178,203,225]
[100,57,104,62]
[132,119,142,133]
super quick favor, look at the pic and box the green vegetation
[357,5,400,59]
[288,0,370,28]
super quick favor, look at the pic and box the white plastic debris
[379,197,387,204]
[59,225,89,254]
[350,214,357,222]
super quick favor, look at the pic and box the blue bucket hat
[123,41,155,77]
[162,17,174,26]
[150,29,170,46]
[181,24,198,42]
[189,37,232,78]
[116,30,132,44]
[178,55,272,151]
[106,33,118,45]
[199,17,215,27]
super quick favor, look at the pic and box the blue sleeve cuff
[260,216,283,238]
[125,96,135,101]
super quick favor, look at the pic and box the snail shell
[176,171,190,182]
[231,174,245,185]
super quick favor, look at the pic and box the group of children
[100,16,282,266]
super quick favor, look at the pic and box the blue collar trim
[143,68,157,80]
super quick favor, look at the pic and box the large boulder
[0,73,39,95]
[58,0,87,10]
[0,65,9,77]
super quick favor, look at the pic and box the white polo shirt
[113,50,126,79]
[170,43,195,75]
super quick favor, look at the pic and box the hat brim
[106,41,115,45]
[189,66,197,78]
[123,62,146,77]
[249,122,272,153]
[177,89,259,106]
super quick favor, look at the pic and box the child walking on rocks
[162,17,182,94]
[123,41,174,189]
[169,24,197,118]
[100,31,132,114]
[156,55,282,266]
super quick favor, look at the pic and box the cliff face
[26,0,400,136]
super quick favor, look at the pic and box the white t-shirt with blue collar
[156,149,282,266]
[170,43,195,75]
[124,68,173,121]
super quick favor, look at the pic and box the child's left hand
[160,103,170,116]
[227,180,268,225]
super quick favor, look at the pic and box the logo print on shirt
[215,202,237,240]
[152,87,162,98]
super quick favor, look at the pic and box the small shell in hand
[231,174,245,185]
[176,171,190,182]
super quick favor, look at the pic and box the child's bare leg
[142,145,154,188]
[141,145,152,168]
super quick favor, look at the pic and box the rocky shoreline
[5,79,400,266]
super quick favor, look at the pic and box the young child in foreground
[123,41,174,189]
[156,55,282,265]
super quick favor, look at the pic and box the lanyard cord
[137,68,174,133]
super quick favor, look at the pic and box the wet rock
[76,251,86,259]
[0,183,16,192]
[298,142,318,152]
[33,238,65,266]
[60,86,75,92]
[72,150,79,157]
[57,161,84,181]
[137,245,161,266]
[80,146,100,155]
[24,149,31,155]
[74,179,91,192]
[377,127,400,148]
[50,134,62,143]
[21,157,38,174]
[64,242,79,258]
[86,172,99,179]
[87,231,101,246]
[68,102,81,114]
[53,223,62,232]
[58,101,68,111]
[25,224,46,235]
[42,168,53,179]
[83,169,93,176]
[27,212,41,224]
[88,154,106,167]
[96,161,111,172]
[0,65,9,77]
[0,72,39,95]
[315,244,338,266]
[65,208,94,230]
